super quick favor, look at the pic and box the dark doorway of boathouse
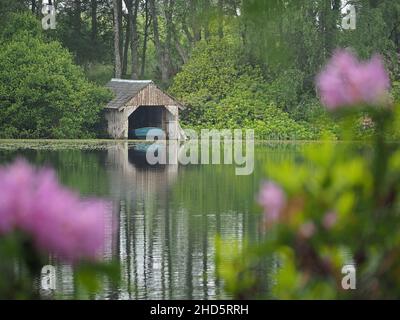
[128,106,165,139]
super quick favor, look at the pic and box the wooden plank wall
[127,84,180,107]
[106,84,183,139]
[105,109,129,139]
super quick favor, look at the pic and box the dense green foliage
[167,0,400,139]
[0,13,112,139]
[218,121,400,298]
[1,1,399,140]
[170,39,336,139]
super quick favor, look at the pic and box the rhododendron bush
[216,50,400,299]
[0,161,118,299]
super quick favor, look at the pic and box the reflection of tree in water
[0,142,304,299]
[108,142,304,299]
[106,141,180,299]
[104,142,284,299]
[0,147,110,197]
[107,141,178,198]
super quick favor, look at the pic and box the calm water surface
[0,140,306,299]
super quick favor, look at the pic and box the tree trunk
[74,0,81,35]
[91,0,98,41]
[163,0,174,77]
[174,35,188,64]
[36,0,43,16]
[218,0,224,39]
[128,0,140,79]
[204,0,211,40]
[149,0,169,84]
[122,8,131,77]
[319,0,340,59]
[190,0,201,42]
[171,20,188,64]
[31,0,36,13]
[113,0,122,78]
[182,19,194,47]
[141,0,151,78]
[118,0,124,67]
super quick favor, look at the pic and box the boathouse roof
[105,79,183,110]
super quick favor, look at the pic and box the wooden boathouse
[104,79,186,140]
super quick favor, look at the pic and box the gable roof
[105,79,152,110]
[105,79,184,110]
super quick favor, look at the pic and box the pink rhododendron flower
[323,211,337,230]
[299,222,316,239]
[0,159,111,263]
[257,181,286,223]
[316,49,390,110]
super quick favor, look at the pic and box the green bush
[0,13,112,139]
[215,91,315,140]
[217,102,400,299]
[265,69,305,114]
[170,39,335,140]
[170,39,241,103]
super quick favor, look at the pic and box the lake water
[0,140,305,300]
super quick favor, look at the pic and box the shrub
[0,13,112,139]
[170,39,335,140]
[216,50,400,299]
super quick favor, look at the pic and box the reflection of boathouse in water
[104,141,231,299]
[104,141,256,299]
[52,142,255,299]
[106,141,179,198]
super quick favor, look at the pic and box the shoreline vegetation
[1,0,400,300]
[0,139,397,154]
[0,2,399,141]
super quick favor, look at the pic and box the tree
[149,0,169,84]
[1,0,398,123]
[113,0,122,78]
[0,13,112,139]
[90,0,98,41]
[140,0,151,78]
[125,0,140,79]
[218,0,224,39]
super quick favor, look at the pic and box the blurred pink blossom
[257,181,286,223]
[299,222,316,239]
[323,211,337,229]
[316,50,390,110]
[0,159,111,263]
